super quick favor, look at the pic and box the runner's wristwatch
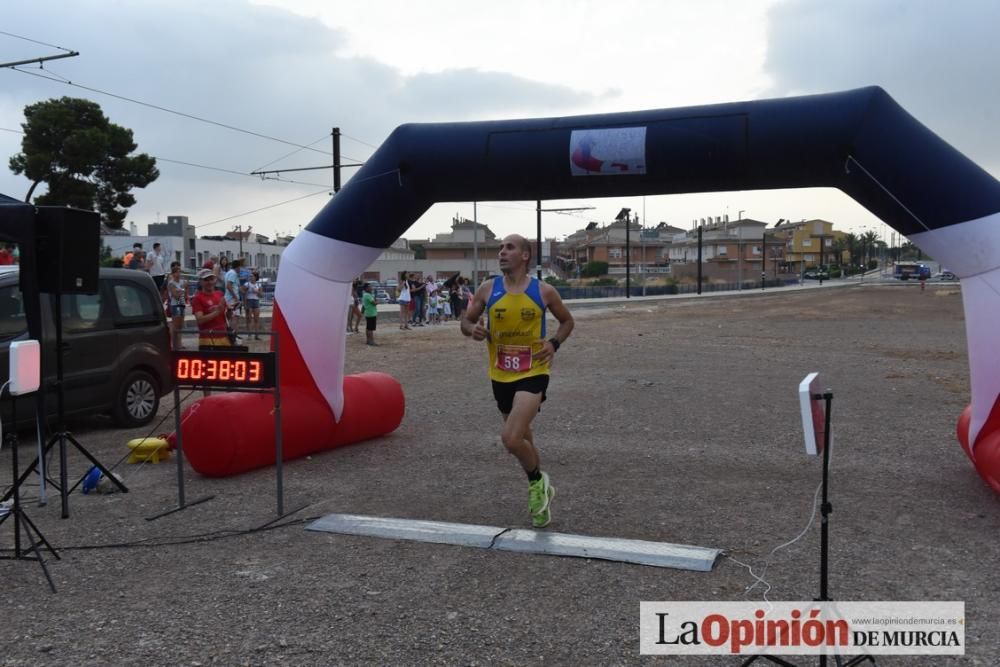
[548,338,560,352]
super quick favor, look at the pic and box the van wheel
[113,370,160,427]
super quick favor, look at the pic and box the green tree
[843,232,858,268]
[581,260,608,277]
[9,97,158,228]
[860,230,880,266]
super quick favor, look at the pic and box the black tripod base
[0,506,61,593]
[52,431,129,495]
[1,431,129,518]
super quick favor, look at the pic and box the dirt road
[2,283,994,665]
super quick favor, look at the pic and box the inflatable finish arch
[185,87,1000,492]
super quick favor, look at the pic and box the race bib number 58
[496,344,532,372]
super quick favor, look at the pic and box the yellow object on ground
[127,437,171,464]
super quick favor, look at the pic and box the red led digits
[174,353,273,388]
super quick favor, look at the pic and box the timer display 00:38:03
[173,352,276,388]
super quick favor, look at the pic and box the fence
[554,278,796,300]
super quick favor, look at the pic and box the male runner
[461,234,574,527]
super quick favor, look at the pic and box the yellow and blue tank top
[486,277,549,382]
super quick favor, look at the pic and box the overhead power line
[10,66,333,157]
[252,133,332,173]
[2,126,329,187]
[154,156,331,188]
[194,188,330,230]
[0,30,75,53]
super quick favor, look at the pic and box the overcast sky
[2,0,998,243]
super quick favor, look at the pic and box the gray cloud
[393,68,596,118]
[0,0,601,227]
[764,0,1000,175]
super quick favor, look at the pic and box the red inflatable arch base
[957,397,1000,495]
[168,304,405,477]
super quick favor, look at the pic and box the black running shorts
[491,374,549,415]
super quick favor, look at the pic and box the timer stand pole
[146,368,215,521]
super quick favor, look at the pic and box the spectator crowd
[117,242,266,350]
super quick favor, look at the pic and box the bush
[590,277,618,286]
[544,276,569,287]
[828,267,842,278]
[581,261,609,277]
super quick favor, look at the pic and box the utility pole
[251,126,362,188]
[536,201,543,281]
[332,127,342,192]
[697,225,703,295]
[638,212,647,297]
[473,202,479,289]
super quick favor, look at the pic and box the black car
[0,267,173,427]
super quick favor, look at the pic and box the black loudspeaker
[35,206,100,294]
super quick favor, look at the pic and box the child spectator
[362,282,378,346]
[427,291,441,324]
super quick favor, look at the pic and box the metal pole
[274,331,284,516]
[473,202,479,289]
[332,127,342,193]
[536,200,542,281]
[625,211,631,298]
[640,214,647,297]
[173,385,186,508]
[696,226,703,295]
[641,201,648,297]
[738,229,742,290]
[761,231,767,290]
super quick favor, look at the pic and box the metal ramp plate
[306,513,719,571]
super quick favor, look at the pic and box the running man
[461,234,574,527]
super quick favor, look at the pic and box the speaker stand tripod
[740,391,876,667]
[0,291,127,517]
[0,395,59,592]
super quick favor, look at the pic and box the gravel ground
[1,283,996,666]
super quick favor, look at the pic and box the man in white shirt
[224,258,243,340]
[146,242,168,297]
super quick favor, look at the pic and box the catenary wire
[3,127,331,188]
[0,30,74,53]
[252,133,332,173]
[10,66,333,157]
[193,188,331,229]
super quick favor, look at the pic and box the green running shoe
[528,471,555,528]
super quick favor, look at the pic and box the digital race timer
[173,351,277,388]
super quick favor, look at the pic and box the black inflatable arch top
[308,86,1000,248]
[277,86,1000,495]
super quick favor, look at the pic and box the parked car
[939,270,958,281]
[373,288,394,304]
[802,269,829,280]
[0,267,173,428]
